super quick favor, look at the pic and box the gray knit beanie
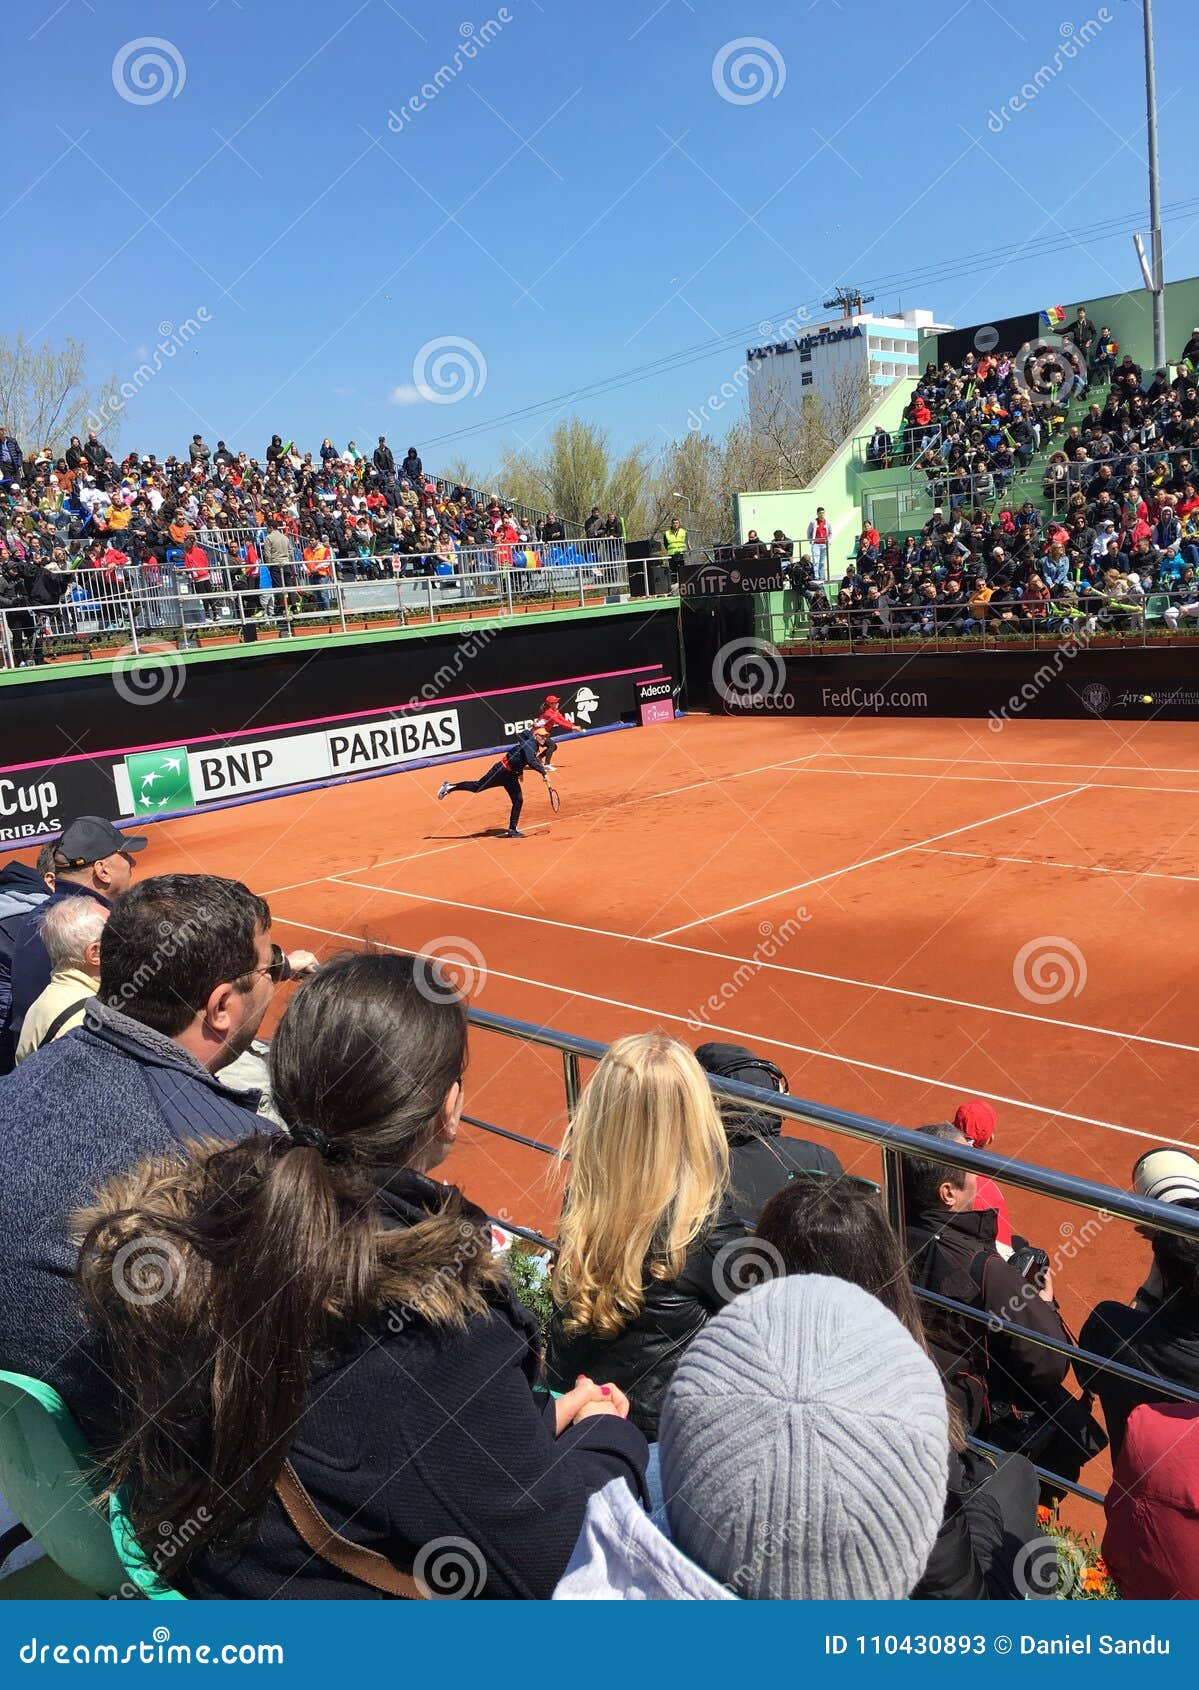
[659,1274,948,1599]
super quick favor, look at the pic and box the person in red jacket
[1103,1403,1199,1599]
[534,693,584,768]
[954,1099,1013,1253]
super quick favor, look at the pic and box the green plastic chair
[109,1492,187,1601]
[0,1370,126,1596]
[1144,592,1171,626]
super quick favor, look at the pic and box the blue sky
[9,0,1196,478]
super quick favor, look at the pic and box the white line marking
[260,827,551,894]
[804,748,1199,780]
[257,748,1185,905]
[270,911,1197,1150]
[917,846,1199,886]
[653,785,1091,938]
[324,875,1199,1058]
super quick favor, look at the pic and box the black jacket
[912,1449,1039,1601]
[1077,1295,1199,1460]
[502,732,550,778]
[101,1169,647,1600]
[545,1198,749,1438]
[727,1128,841,1227]
[906,1207,1071,1409]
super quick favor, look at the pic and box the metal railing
[850,421,948,470]
[464,1004,1199,1505]
[859,429,1199,521]
[0,541,666,668]
[758,585,1199,656]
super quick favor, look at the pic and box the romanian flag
[1041,305,1068,328]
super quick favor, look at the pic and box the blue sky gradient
[9,0,1196,476]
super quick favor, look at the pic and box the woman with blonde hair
[547,1032,747,1436]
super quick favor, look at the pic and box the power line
[419,198,1199,450]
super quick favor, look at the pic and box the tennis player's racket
[547,784,561,814]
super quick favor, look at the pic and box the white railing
[0,541,657,668]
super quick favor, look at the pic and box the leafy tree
[499,417,655,532]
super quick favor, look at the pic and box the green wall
[733,374,916,559]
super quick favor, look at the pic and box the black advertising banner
[710,646,1199,723]
[933,311,1044,368]
[0,610,681,845]
[679,555,786,598]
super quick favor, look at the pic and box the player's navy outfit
[439,731,548,836]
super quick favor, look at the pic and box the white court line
[329,875,1199,1058]
[258,750,1189,904]
[260,826,552,895]
[917,846,1199,886]
[269,911,1197,1151]
[789,761,1199,798]
[803,748,1199,780]
[257,753,824,897]
[653,785,1091,939]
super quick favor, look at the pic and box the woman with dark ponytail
[75,952,646,1599]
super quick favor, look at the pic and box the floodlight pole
[1142,0,1166,368]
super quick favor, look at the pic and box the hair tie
[288,1121,341,1161]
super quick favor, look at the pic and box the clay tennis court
[34,709,1199,1510]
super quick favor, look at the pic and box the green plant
[506,1241,554,1340]
[1037,1506,1119,1599]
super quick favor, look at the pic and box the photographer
[903,1123,1103,1486]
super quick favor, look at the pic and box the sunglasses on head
[786,1167,882,1197]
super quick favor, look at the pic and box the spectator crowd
[0,427,626,664]
[0,817,1196,1601]
[817,315,1199,641]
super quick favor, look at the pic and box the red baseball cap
[954,1099,997,1148]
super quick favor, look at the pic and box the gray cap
[660,1275,948,1600]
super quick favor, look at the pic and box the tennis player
[437,726,554,838]
[534,693,584,768]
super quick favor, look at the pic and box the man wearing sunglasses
[0,872,316,1438]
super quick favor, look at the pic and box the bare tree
[823,364,873,445]
[0,334,119,455]
[438,454,495,494]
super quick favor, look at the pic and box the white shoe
[437,781,451,800]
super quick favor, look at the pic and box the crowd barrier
[859,438,1199,525]
[757,587,1199,656]
[0,539,638,667]
[465,1005,1199,1505]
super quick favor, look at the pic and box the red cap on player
[954,1099,997,1148]
[545,694,560,705]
